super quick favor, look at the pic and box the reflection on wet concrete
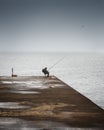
[0,117,98,130]
[0,102,30,109]
[0,90,39,94]
[1,80,45,89]
[1,79,64,89]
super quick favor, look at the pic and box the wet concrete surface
[0,117,101,130]
[0,76,104,129]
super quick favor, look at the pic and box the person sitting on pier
[42,67,49,77]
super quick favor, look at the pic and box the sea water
[0,52,104,109]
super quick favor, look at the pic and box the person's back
[42,67,49,77]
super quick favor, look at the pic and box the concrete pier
[0,76,104,129]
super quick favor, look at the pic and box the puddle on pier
[1,81,47,89]
[1,80,64,89]
[0,117,100,130]
[0,102,30,109]
[0,90,39,94]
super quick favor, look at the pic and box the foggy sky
[0,0,104,52]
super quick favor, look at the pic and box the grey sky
[0,0,104,52]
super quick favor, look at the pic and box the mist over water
[0,52,104,109]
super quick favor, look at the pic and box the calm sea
[0,52,104,109]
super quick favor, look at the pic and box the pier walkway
[0,76,104,129]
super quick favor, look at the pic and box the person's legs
[47,71,49,77]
